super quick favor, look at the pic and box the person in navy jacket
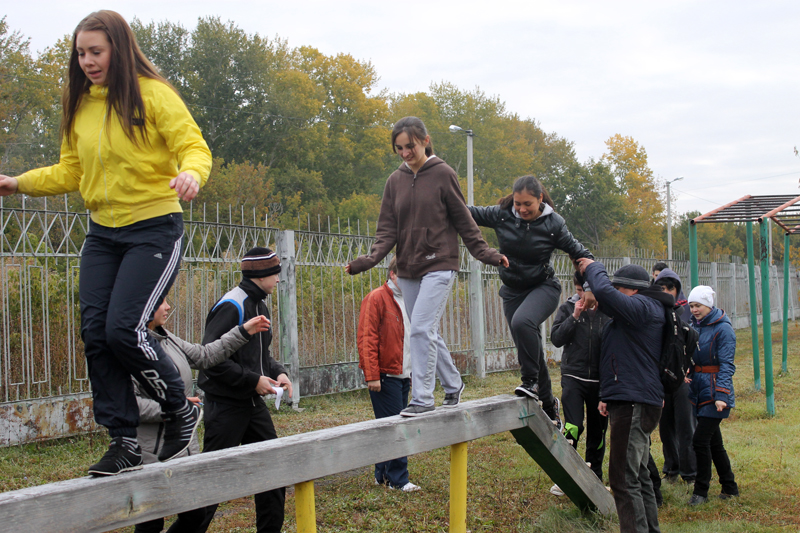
[578,259,671,533]
[686,286,739,505]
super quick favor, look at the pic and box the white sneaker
[550,484,564,497]
[389,482,421,492]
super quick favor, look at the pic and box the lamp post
[449,125,474,206]
[666,176,684,260]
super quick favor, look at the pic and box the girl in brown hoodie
[347,117,507,416]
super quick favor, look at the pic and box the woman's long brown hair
[61,10,173,147]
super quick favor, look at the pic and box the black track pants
[560,376,607,480]
[80,214,186,437]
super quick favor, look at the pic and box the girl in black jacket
[469,176,593,427]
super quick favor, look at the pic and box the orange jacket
[357,283,404,381]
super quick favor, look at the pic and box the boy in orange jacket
[357,257,420,492]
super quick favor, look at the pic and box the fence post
[450,442,468,533]
[623,257,631,265]
[277,230,300,406]
[730,263,738,326]
[469,258,486,378]
[710,262,718,291]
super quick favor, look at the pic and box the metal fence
[2,199,798,443]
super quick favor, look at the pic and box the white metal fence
[2,199,797,443]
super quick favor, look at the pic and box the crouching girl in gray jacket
[133,298,270,533]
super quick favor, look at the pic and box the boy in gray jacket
[132,297,270,533]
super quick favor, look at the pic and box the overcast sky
[4,1,800,217]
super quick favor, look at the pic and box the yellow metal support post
[295,481,317,533]
[450,442,468,533]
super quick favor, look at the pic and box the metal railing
[2,199,798,443]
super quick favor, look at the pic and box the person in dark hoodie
[347,117,508,417]
[196,247,293,533]
[686,286,739,505]
[577,259,672,533]
[468,176,593,429]
[549,272,611,496]
[654,268,697,484]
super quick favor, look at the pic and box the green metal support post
[689,222,699,289]
[783,233,789,373]
[759,221,775,415]
[746,221,761,391]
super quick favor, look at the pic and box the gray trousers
[397,271,462,408]
[608,401,662,533]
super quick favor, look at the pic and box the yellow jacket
[17,77,212,228]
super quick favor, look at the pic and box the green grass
[2,322,800,532]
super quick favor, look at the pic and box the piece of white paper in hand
[274,386,283,410]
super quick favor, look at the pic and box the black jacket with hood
[468,203,592,291]
[551,293,612,381]
[585,261,674,407]
[654,267,692,323]
[198,278,287,406]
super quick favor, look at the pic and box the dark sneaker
[688,494,708,506]
[400,405,435,417]
[88,436,143,477]
[158,401,202,462]
[442,383,465,407]
[718,492,739,500]
[514,381,539,401]
[544,397,563,432]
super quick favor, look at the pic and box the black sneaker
[514,381,539,401]
[442,383,465,407]
[718,492,739,500]
[400,405,435,417]
[544,397,563,432]
[688,494,708,506]
[158,401,202,462]
[88,436,143,477]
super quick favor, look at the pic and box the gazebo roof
[690,194,800,234]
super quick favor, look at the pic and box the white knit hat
[688,285,715,308]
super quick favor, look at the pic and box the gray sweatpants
[397,271,463,408]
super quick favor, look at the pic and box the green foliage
[4,16,683,250]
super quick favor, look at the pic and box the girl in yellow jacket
[0,10,212,476]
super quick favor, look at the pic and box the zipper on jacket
[97,99,116,227]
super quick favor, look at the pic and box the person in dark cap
[196,246,292,533]
[577,258,673,533]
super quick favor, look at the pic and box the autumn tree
[601,134,665,250]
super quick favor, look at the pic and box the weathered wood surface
[511,401,616,515]
[0,395,614,532]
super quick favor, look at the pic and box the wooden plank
[510,400,616,515]
[0,395,615,532]
[0,396,527,532]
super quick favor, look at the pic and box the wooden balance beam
[0,395,614,532]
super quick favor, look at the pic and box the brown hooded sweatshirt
[348,157,503,278]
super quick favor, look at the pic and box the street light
[449,125,474,206]
[666,176,684,260]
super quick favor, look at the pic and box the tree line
[2,14,784,262]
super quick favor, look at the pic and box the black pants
[659,382,697,481]
[369,375,411,488]
[133,508,207,533]
[196,399,285,533]
[500,278,561,409]
[80,214,186,437]
[561,376,607,480]
[692,417,738,498]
